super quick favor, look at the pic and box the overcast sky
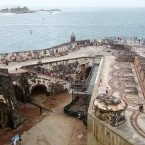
[0,0,145,8]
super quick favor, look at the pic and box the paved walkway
[0,92,87,145]
[20,92,87,145]
[97,54,145,144]
[22,114,86,145]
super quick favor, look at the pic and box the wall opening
[31,85,48,104]
[31,85,47,96]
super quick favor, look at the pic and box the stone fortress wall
[0,40,90,63]
[1,37,145,143]
[0,36,144,64]
[0,68,21,129]
[87,57,138,145]
[87,40,145,145]
[12,56,96,102]
[0,36,144,63]
[134,56,145,98]
[25,57,95,93]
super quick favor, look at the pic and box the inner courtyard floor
[0,92,87,145]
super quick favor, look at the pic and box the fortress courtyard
[0,40,145,145]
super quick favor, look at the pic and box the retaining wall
[134,56,145,98]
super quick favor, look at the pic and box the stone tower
[71,32,76,42]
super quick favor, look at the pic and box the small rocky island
[38,9,61,12]
[0,7,61,14]
[0,7,35,14]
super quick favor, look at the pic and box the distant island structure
[38,9,61,12]
[0,7,61,14]
[0,7,36,14]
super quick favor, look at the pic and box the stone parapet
[0,40,90,64]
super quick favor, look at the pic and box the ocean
[0,7,145,53]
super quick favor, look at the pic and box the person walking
[106,87,109,94]
[6,60,8,66]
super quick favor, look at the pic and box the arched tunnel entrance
[13,85,24,103]
[31,85,48,104]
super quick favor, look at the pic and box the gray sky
[0,0,145,8]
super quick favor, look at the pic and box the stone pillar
[19,73,31,103]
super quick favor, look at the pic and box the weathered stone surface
[0,68,22,129]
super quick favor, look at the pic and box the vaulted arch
[31,84,48,96]
[30,84,48,103]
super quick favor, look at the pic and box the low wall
[0,40,90,63]
[87,57,135,145]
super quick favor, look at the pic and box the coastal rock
[0,7,36,14]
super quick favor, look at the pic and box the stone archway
[31,85,48,104]
[31,84,48,95]
[13,85,24,103]
[0,101,8,129]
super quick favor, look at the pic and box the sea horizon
[0,7,145,53]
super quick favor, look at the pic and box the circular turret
[94,93,126,126]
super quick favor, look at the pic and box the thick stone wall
[0,40,90,63]
[11,72,31,103]
[134,56,145,98]
[88,114,134,145]
[0,69,21,129]
[87,57,136,145]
